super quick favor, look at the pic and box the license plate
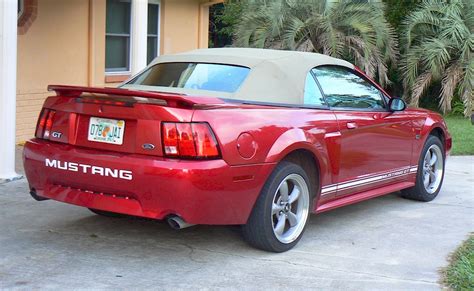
[88,117,125,145]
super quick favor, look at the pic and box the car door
[302,71,340,202]
[312,66,415,197]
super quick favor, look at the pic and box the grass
[442,235,474,290]
[444,116,474,155]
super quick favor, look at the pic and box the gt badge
[52,132,62,138]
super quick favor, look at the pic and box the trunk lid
[39,85,224,156]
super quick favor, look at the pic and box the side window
[304,72,326,107]
[312,66,385,110]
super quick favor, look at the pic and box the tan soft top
[122,48,354,104]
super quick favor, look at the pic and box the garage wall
[16,0,90,142]
[160,0,201,54]
[16,0,221,143]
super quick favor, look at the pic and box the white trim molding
[131,0,148,75]
[321,166,418,195]
[0,0,22,183]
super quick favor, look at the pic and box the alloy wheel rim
[271,174,310,244]
[422,144,443,194]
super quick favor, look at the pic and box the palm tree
[402,0,473,116]
[233,0,398,87]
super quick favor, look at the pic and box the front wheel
[242,161,312,252]
[401,135,445,202]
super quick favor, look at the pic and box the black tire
[88,208,128,218]
[242,161,313,252]
[401,135,445,202]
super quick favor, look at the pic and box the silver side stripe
[320,188,335,195]
[321,166,418,195]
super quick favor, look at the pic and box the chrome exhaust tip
[167,216,195,230]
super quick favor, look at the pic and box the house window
[147,3,160,64]
[105,0,131,73]
[18,0,24,18]
[17,0,37,35]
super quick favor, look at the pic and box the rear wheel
[401,135,445,202]
[88,208,127,218]
[242,161,312,252]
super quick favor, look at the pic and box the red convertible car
[24,48,451,252]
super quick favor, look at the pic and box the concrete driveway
[1,153,473,290]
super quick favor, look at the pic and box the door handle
[346,122,358,129]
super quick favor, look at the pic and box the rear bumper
[23,139,275,225]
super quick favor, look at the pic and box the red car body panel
[23,76,452,225]
[24,139,276,224]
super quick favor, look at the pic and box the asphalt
[0,148,473,290]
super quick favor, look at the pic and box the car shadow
[38,191,412,258]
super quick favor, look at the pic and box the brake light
[162,122,220,159]
[76,97,131,107]
[35,109,56,139]
[192,123,220,157]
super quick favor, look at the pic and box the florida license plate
[88,117,125,145]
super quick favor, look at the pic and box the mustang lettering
[45,159,133,180]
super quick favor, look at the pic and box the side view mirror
[388,98,406,112]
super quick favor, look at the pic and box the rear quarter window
[304,72,327,107]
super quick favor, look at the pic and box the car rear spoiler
[47,85,225,108]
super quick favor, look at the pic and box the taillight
[35,109,56,139]
[35,109,48,138]
[192,123,220,157]
[162,122,220,159]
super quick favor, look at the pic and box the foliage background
[210,0,471,116]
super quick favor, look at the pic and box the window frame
[105,0,133,75]
[312,65,389,112]
[302,70,330,110]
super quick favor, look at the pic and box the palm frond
[459,56,474,117]
[234,0,397,89]
[410,72,433,107]
[281,15,308,50]
[419,38,451,80]
[403,0,473,115]
[440,62,462,113]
